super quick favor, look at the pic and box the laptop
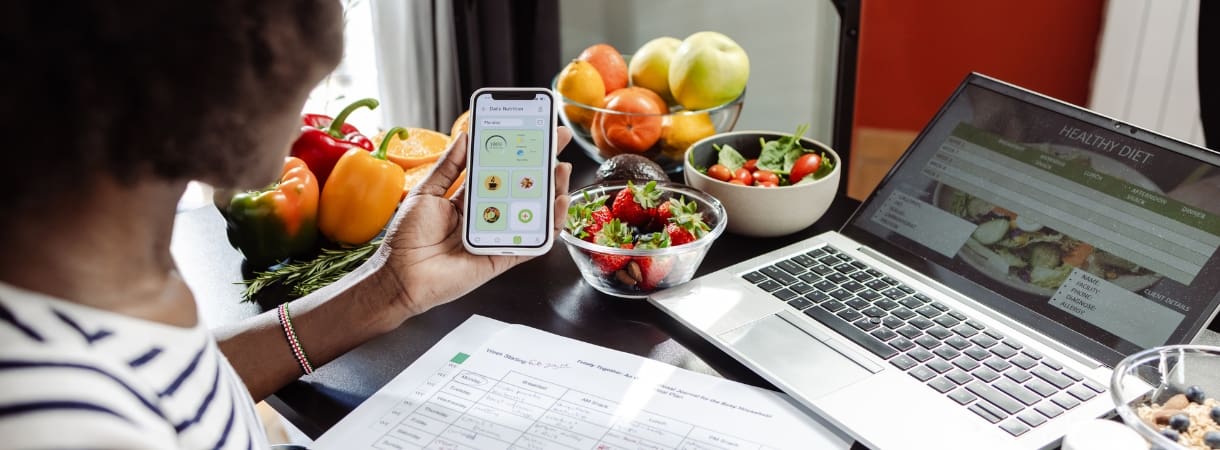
[650,73,1220,449]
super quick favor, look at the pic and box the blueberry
[1206,431,1220,449]
[1213,405,1220,423]
[1169,413,1191,432]
[1187,385,1207,404]
[1161,428,1181,442]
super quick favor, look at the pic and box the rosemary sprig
[240,240,381,302]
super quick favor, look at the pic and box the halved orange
[401,164,434,198]
[450,110,471,137]
[374,127,452,170]
[400,165,466,200]
[445,169,466,198]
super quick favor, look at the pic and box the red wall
[854,0,1106,133]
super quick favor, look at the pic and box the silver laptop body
[651,74,1220,449]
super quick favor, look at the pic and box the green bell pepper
[223,157,320,268]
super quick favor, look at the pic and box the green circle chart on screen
[518,209,534,224]
[484,135,508,154]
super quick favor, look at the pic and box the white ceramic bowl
[683,131,841,237]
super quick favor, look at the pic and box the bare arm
[213,255,404,401]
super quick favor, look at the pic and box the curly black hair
[0,0,343,213]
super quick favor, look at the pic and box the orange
[374,127,452,170]
[578,44,628,94]
[593,87,666,154]
[401,164,433,198]
[590,116,616,157]
[445,170,465,199]
[400,165,466,200]
[450,110,471,137]
[556,60,605,129]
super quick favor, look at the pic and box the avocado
[594,154,669,183]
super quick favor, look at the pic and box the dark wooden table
[172,149,1220,443]
[170,149,861,438]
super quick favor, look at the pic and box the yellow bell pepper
[319,127,409,245]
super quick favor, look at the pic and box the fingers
[554,193,571,233]
[552,162,572,230]
[415,132,469,198]
[556,126,573,156]
[554,162,572,198]
[449,185,466,212]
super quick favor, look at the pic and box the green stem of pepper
[325,98,380,138]
[373,127,409,160]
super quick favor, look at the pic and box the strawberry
[590,219,634,273]
[630,232,671,290]
[564,192,609,240]
[635,255,674,291]
[635,232,671,250]
[591,251,632,274]
[586,206,613,241]
[653,196,698,223]
[665,212,710,246]
[611,180,662,227]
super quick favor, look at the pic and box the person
[0,1,573,447]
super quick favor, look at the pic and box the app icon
[519,176,534,190]
[482,206,501,224]
[513,236,522,244]
[518,209,534,224]
[483,175,502,192]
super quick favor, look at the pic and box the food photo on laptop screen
[848,79,1220,364]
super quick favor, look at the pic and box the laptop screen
[844,74,1220,366]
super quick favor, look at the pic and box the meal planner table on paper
[312,316,850,450]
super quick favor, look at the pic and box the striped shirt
[0,282,268,449]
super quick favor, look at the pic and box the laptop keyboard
[740,245,1107,437]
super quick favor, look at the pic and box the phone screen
[465,90,556,250]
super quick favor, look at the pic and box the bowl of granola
[1111,345,1220,449]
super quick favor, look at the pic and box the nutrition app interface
[468,94,553,248]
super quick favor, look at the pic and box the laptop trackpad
[719,314,872,399]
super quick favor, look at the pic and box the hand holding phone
[462,88,558,255]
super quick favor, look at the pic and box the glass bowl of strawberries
[561,180,727,298]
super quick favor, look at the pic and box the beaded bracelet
[277,303,314,375]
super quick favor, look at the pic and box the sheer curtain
[371,0,559,132]
[370,1,459,131]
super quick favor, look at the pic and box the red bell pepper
[290,98,379,187]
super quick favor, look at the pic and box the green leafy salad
[948,189,1152,290]
[694,125,836,187]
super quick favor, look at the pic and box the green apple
[628,36,681,104]
[669,31,749,110]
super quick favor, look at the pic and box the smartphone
[462,88,558,256]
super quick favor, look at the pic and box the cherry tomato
[757,181,778,188]
[733,168,754,186]
[707,164,732,181]
[752,170,779,185]
[789,153,823,183]
[728,179,747,186]
[743,159,758,171]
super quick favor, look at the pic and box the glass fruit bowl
[559,181,726,298]
[1111,345,1220,449]
[551,62,744,173]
